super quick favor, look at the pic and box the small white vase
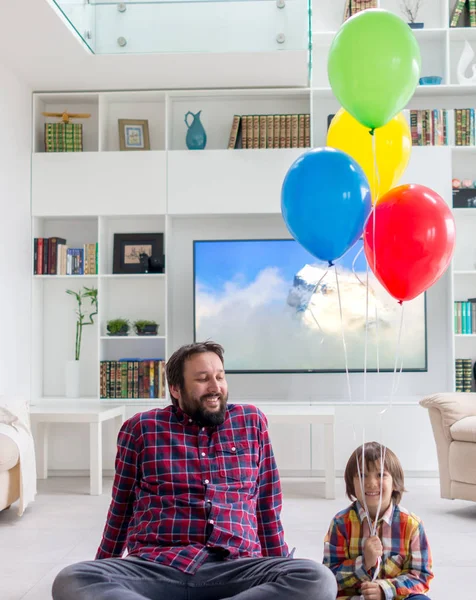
[65,360,81,399]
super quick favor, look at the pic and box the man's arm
[95,419,139,559]
[376,522,433,600]
[255,413,289,557]
[324,519,373,590]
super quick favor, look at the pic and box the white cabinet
[32,152,167,216]
[168,149,305,215]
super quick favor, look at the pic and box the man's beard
[181,391,228,426]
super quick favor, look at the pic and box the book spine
[241,115,248,149]
[304,114,311,147]
[451,0,468,27]
[227,115,241,149]
[279,115,286,148]
[273,115,280,148]
[252,115,259,149]
[259,115,267,148]
[285,115,292,148]
[267,115,274,149]
[298,114,305,148]
[33,238,38,275]
[471,0,476,26]
[291,114,299,148]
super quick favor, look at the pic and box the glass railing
[50,0,311,55]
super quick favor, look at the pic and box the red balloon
[364,184,456,302]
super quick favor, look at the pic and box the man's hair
[344,441,406,505]
[165,341,225,406]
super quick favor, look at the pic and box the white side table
[259,405,336,499]
[30,400,126,496]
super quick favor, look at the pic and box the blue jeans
[52,554,337,600]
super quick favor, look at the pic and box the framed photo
[113,233,164,274]
[118,119,150,151]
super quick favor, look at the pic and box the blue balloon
[281,147,371,264]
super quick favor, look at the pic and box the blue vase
[185,110,207,150]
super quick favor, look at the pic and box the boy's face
[353,460,394,519]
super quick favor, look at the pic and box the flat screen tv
[193,239,427,373]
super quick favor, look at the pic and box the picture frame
[118,119,150,151]
[113,233,164,274]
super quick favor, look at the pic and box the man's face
[171,352,228,426]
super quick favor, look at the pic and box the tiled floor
[0,477,474,599]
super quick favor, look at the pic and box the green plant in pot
[107,318,130,336]
[65,286,98,398]
[66,287,98,360]
[133,319,159,336]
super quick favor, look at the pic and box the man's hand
[363,536,383,571]
[360,581,384,600]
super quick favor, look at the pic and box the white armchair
[420,393,476,502]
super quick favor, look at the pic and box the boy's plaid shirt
[96,403,288,573]
[324,501,433,599]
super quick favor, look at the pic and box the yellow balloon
[327,108,411,204]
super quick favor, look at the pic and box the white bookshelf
[30,0,476,402]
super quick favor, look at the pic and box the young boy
[323,442,433,600]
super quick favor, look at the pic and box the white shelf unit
[31,0,476,400]
[31,88,311,404]
[31,213,167,402]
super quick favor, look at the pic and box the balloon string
[370,131,381,375]
[308,268,330,334]
[391,303,405,399]
[335,265,354,437]
[371,129,381,204]
[380,302,405,418]
[363,264,369,405]
[351,245,365,286]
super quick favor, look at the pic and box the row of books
[34,237,98,275]
[227,114,311,150]
[454,300,476,334]
[451,0,476,27]
[410,109,476,146]
[410,110,448,146]
[100,359,166,399]
[343,0,376,21]
[455,109,476,146]
[455,358,473,393]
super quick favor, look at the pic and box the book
[450,0,468,27]
[227,115,241,149]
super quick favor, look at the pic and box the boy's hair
[165,341,224,406]
[344,441,406,505]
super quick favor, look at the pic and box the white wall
[0,63,31,401]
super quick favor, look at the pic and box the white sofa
[0,431,20,511]
[420,393,476,502]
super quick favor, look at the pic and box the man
[53,341,336,600]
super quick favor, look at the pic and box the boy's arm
[255,413,289,557]
[324,518,373,590]
[95,419,139,559]
[376,522,433,600]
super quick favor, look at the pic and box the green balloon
[328,9,421,130]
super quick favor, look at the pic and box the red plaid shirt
[96,403,288,573]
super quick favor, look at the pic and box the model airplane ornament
[41,110,91,123]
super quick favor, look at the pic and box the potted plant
[401,0,424,29]
[65,286,98,398]
[107,318,130,336]
[133,319,159,336]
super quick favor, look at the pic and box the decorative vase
[65,360,81,399]
[408,22,424,29]
[457,41,476,85]
[185,110,207,150]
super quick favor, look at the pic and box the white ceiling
[0,1,307,92]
